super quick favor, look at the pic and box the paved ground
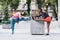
[0,21,60,40]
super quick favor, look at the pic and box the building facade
[58,0,60,27]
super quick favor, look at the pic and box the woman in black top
[35,9,52,35]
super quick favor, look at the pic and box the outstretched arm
[34,18,45,21]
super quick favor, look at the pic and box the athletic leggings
[11,18,28,34]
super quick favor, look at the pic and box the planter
[31,20,45,35]
[2,20,11,29]
[2,24,11,29]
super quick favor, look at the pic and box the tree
[1,0,11,21]
[36,0,44,9]
[10,0,20,10]
[47,0,58,9]
[47,0,58,20]
[26,0,31,15]
[0,0,13,10]
[1,0,20,21]
[47,0,58,13]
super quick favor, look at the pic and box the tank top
[13,12,21,19]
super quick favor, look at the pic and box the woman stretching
[35,9,52,35]
[11,11,28,35]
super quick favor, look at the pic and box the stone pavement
[0,21,60,40]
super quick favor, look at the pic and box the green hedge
[2,20,10,24]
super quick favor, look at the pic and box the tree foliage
[26,0,31,15]
[0,0,20,21]
[0,0,20,10]
[36,0,44,9]
[10,0,20,10]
